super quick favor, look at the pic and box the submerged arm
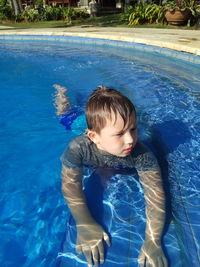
[137,167,168,267]
[138,168,166,244]
[62,166,94,224]
[61,165,110,266]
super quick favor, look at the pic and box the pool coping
[0,27,200,59]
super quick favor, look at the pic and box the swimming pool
[0,37,200,267]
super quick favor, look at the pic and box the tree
[8,0,23,16]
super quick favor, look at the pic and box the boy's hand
[76,222,111,267]
[138,239,168,267]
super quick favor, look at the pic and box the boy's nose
[124,131,134,144]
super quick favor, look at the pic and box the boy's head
[86,86,138,157]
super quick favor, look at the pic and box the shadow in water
[151,119,191,216]
[150,119,191,265]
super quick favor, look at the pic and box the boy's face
[88,111,137,157]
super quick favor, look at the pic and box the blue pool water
[0,37,200,267]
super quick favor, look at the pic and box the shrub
[17,8,39,22]
[60,7,76,23]
[44,6,62,21]
[129,2,147,25]
[74,8,90,19]
[37,6,87,22]
[0,0,14,20]
[128,2,165,25]
[0,3,89,23]
[145,3,165,24]
[120,5,134,23]
[185,0,200,26]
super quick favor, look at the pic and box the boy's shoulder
[68,134,91,148]
[132,141,159,172]
[61,134,91,169]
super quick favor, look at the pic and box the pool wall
[0,34,200,65]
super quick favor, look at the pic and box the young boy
[57,86,167,267]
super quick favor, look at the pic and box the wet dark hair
[86,86,136,133]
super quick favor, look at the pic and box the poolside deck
[0,26,200,56]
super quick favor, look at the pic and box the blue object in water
[59,109,84,131]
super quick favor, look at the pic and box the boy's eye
[114,127,137,137]
[113,132,123,136]
[130,127,137,132]
[116,133,123,136]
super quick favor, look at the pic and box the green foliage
[43,7,89,22]
[164,0,179,8]
[129,2,147,25]
[33,0,44,6]
[186,0,200,26]
[120,5,134,23]
[74,8,90,19]
[44,6,62,20]
[0,0,7,5]
[60,7,76,23]
[17,8,39,22]
[0,0,14,20]
[146,3,165,23]
[15,6,85,23]
[37,6,47,21]
[165,0,199,9]
[128,2,165,25]
[43,6,78,22]
[36,6,88,22]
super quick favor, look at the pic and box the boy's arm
[137,167,168,267]
[61,165,110,267]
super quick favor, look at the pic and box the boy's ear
[87,130,99,144]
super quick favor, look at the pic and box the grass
[0,13,195,29]
[0,14,127,28]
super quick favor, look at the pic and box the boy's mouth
[124,147,132,153]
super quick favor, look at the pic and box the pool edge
[0,28,200,58]
[0,33,200,65]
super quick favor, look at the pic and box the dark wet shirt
[61,135,159,172]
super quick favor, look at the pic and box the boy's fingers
[103,232,111,247]
[87,262,93,267]
[162,256,168,267]
[158,257,168,267]
[76,244,82,254]
[138,252,145,266]
[82,249,93,267]
[92,246,99,267]
[97,241,104,264]
[158,258,164,267]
